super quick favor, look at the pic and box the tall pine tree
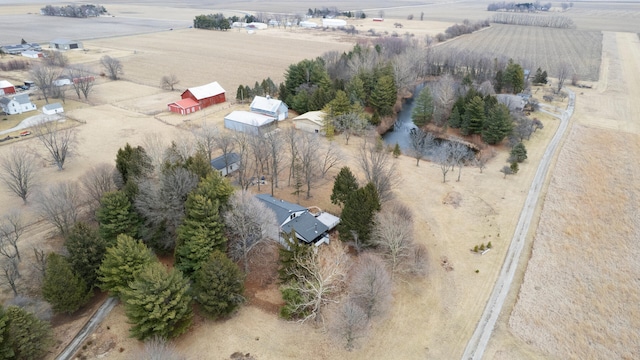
[331,167,359,207]
[65,222,108,290]
[411,86,434,127]
[482,103,513,145]
[338,182,381,246]
[97,190,140,243]
[463,96,486,135]
[193,251,245,319]
[369,75,397,116]
[175,194,226,277]
[5,306,53,360]
[98,234,156,298]
[42,253,91,314]
[123,261,193,340]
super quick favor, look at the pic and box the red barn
[181,81,225,109]
[0,80,16,95]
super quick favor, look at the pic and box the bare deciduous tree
[232,132,253,191]
[100,55,123,80]
[33,119,77,170]
[449,142,472,182]
[474,149,495,173]
[319,141,342,178]
[34,181,82,236]
[349,253,392,319]
[135,167,199,250]
[283,240,350,323]
[80,163,116,210]
[334,112,369,145]
[408,128,434,166]
[224,191,278,273]
[285,127,299,186]
[556,62,571,93]
[329,299,369,350]
[264,129,285,196]
[433,74,457,126]
[296,133,321,199]
[32,247,47,284]
[372,204,415,275]
[140,336,186,360]
[142,132,168,173]
[67,65,95,99]
[29,63,59,103]
[44,51,68,67]
[358,136,399,203]
[160,74,180,91]
[213,130,236,175]
[192,122,217,162]
[0,146,38,203]
[434,142,455,183]
[0,210,26,261]
[1,258,20,296]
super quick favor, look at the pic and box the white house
[53,77,72,87]
[250,96,288,120]
[43,102,64,115]
[0,94,36,115]
[293,110,326,134]
[210,152,241,176]
[224,110,276,135]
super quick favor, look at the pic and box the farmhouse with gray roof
[0,94,36,115]
[210,152,241,177]
[255,194,339,245]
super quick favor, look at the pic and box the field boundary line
[461,89,575,360]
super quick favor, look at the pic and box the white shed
[250,96,288,120]
[224,111,276,135]
[293,111,326,134]
[43,102,64,115]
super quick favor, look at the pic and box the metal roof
[224,110,274,127]
[168,98,199,109]
[250,96,285,113]
[281,212,330,244]
[293,110,326,126]
[255,194,308,225]
[184,81,225,100]
[0,80,14,88]
[13,94,31,105]
[43,102,63,110]
[210,152,240,170]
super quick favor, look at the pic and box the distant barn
[0,80,16,96]
[49,38,83,51]
[224,111,275,135]
[181,81,225,109]
[249,95,288,120]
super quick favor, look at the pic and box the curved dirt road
[462,90,575,360]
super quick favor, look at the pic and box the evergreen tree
[504,59,525,94]
[42,253,91,314]
[510,161,519,174]
[98,234,156,298]
[236,85,247,102]
[277,230,312,284]
[97,190,140,243]
[482,103,513,145]
[331,166,359,207]
[338,182,381,246]
[325,90,352,117]
[464,96,486,135]
[66,222,108,290]
[448,106,462,128]
[494,69,504,93]
[346,76,366,105]
[115,144,153,187]
[5,306,53,360]
[533,67,548,84]
[191,172,235,209]
[175,194,226,277]
[411,86,434,127]
[123,262,193,340]
[393,143,401,158]
[510,142,528,163]
[369,75,397,116]
[185,150,213,180]
[0,306,14,359]
[193,251,245,319]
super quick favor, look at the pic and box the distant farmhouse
[0,43,41,55]
[0,80,16,96]
[168,81,225,115]
[0,94,36,115]
[43,102,64,115]
[49,38,83,51]
[255,194,340,246]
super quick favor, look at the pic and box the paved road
[56,297,118,360]
[461,90,575,360]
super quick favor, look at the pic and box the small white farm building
[293,111,326,134]
[0,94,36,115]
[250,96,288,120]
[22,50,44,58]
[322,19,347,28]
[49,38,83,51]
[210,152,241,177]
[224,111,276,135]
[299,21,318,28]
[43,103,64,115]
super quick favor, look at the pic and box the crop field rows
[439,24,602,81]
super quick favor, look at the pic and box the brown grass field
[437,24,603,81]
[1,1,640,359]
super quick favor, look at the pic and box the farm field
[484,31,640,359]
[437,24,603,81]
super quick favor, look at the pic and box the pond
[382,83,425,151]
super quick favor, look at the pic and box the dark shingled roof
[255,194,307,225]
[210,152,240,170]
[281,212,329,244]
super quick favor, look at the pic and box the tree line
[486,2,553,12]
[40,4,107,17]
[491,13,576,29]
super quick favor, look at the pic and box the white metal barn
[293,110,326,134]
[224,111,275,135]
[43,102,64,115]
[250,96,288,120]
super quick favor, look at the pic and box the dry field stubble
[437,24,603,81]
